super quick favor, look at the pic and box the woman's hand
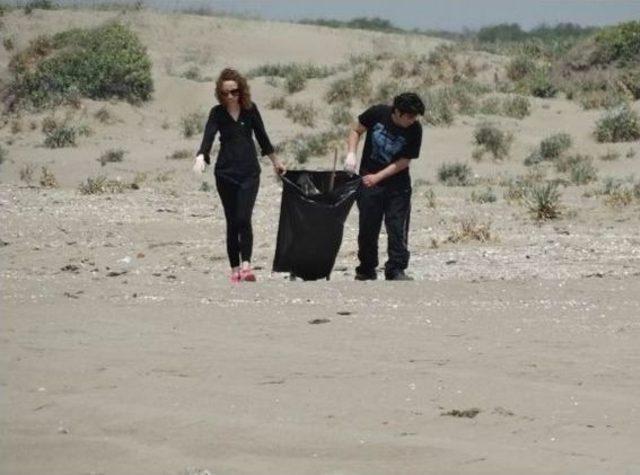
[270,156,287,176]
[192,154,206,174]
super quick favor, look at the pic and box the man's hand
[344,151,358,173]
[362,173,380,188]
[192,154,206,174]
[271,156,287,175]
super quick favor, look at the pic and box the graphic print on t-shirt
[370,123,406,165]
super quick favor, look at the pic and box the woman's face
[221,80,240,105]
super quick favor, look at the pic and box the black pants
[356,184,411,277]
[215,175,259,268]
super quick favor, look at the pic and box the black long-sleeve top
[197,102,275,182]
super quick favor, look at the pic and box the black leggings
[215,175,260,268]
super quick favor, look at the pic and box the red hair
[215,68,252,109]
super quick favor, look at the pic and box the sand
[1,7,640,475]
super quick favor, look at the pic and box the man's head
[391,92,425,128]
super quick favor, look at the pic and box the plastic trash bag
[272,170,361,280]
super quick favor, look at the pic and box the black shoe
[385,271,413,281]
[355,270,377,281]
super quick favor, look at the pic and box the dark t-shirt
[358,104,422,189]
[197,102,274,183]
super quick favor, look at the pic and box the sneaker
[355,270,377,281]
[230,270,241,283]
[240,267,257,282]
[385,271,413,281]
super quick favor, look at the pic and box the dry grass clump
[446,217,493,243]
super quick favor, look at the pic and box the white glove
[344,151,358,173]
[192,154,206,174]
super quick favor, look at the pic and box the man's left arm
[362,158,411,188]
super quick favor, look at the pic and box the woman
[193,68,286,283]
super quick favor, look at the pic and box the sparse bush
[285,102,317,127]
[285,130,342,164]
[473,123,513,160]
[438,162,473,186]
[422,89,455,126]
[326,66,372,105]
[555,154,597,185]
[523,181,561,220]
[94,106,115,124]
[98,148,125,166]
[181,111,206,138]
[9,22,152,109]
[248,63,333,80]
[268,95,287,110]
[166,149,191,160]
[11,120,22,134]
[470,187,497,203]
[594,106,640,143]
[591,21,640,66]
[78,175,127,194]
[181,65,210,82]
[626,148,637,159]
[199,181,212,192]
[284,69,306,93]
[423,188,436,208]
[503,95,531,119]
[20,164,34,183]
[446,217,492,243]
[599,150,620,161]
[3,36,14,51]
[39,166,58,188]
[44,123,77,148]
[330,105,352,126]
[527,67,557,98]
[506,55,536,81]
[0,145,6,165]
[479,97,501,115]
[24,0,55,14]
[540,132,572,160]
[41,116,57,133]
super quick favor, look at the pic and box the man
[345,92,425,281]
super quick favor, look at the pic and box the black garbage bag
[273,170,361,280]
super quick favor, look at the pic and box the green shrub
[166,149,191,160]
[555,154,597,185]
[181,111,206,138]
[39,166,58,188]
[9,22,153,109]
[470,187,497,203]
[330,105,352,126]
[527,67,557,98]
[20,164,34,183]
[94,106,115,124]
[285,102,317,127]
[595,106,640,143]
[524,181,561,220]
[619,67,640,99]
[3,36,14,51]
[503,95,531,119]
[592,21,640,66]
[0,145,6,165]
[247,63,333,80]
[326,66,371,105]
[422,89,455,126]
[24,0,55,14]
[286,130,342,164]
[44,123,76,148]
[98,148,125,166]
[79,175,127,194]
[506,55,536,81]
[285,69,307,93]
[438,162,473,186]
[479,97,502,115]
[268,95,287,110]
[540,132,572,160]
[473,123,513,160]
